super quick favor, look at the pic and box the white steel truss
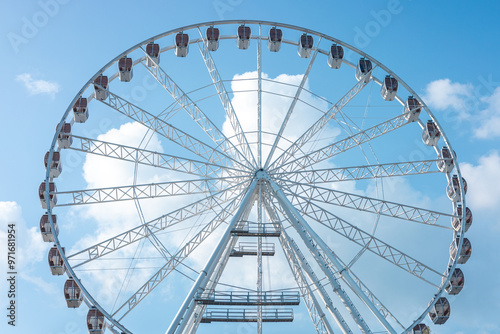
[139,47,254,168]
[112,187,251,322]
[272,159,444,184]
[263,195,338,334]
[268,178,397,334]
[264,37,322,168]
[67,180,249,268]
[96,85,248,170]
[166,179,258,333]
[272,113,410,174]
[286,193,445,285]
[267,179,374,333]
[54,176,238,206]
[69,134,249,179]
[269,68,373,170]
[196,31,257,167]
[44,21,468,334]
[281,181,455,228]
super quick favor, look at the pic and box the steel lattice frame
[41,20,470,334]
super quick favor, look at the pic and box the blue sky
[1,1,500,333]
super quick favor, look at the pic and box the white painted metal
[67,180,248,268]
[264,37,322,169]
[166,178,258,334]
[196,31,257,167]
[268,71,372,170]
[140,45,253,169]
[268,179,373,334]
[268,178,396,334]
[264,196,346,334]
[43,21,467,334]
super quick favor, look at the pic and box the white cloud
[69,121,206,301]
[0,201,56,295]
[224,71,340,164]
[460,151,500,210]
[422,78,473,116]
[0,201,49,268]
[474,87,500,138]
[16,73,60,98]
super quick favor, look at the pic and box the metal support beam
[263,196,337,334]
[268,179,397,334]
[166,178,258,334]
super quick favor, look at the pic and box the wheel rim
[41,20,469,334]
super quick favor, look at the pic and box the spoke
[196,30,257,167]
[139,47,253,169]
[95,84,249,170]
[287,193,445,286]
[112,189,249,322]
[271,113,410,174]
[67,180,249,268]
[272,159,444,184]
[54,176,239,206]
[264,37,322,169]
[281,181,454,228]
[269,68,373,170]
[69,135,250,179]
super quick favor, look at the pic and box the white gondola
[327,43,344,69]
[64,279,83,308]
[146,42,160,67]
[39,182,57,209]
[412,324,430,334]
[450,237,472,264]
[87,308,105,334]
[206,26,220,51]
[93,75,109,101]
[48,246,65,275]
[437,146,454,173]
[422,120,440,146]
[451,205,472,232]
[118,57,133,82]
[380,75,398,101]
[447,175,467,202]
[268,27,282,52]
[57,123,72,149]
[297,33,313,58]
[73,97,88,123]
[44,151,62,178]
[355,58,372,83]
[428,297,450,325]
[403,96,421,122]
[40,214,59,242]
[175,32,189,57]
[445,268,465,295]
[237,25,251,50]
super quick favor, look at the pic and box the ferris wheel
[40,20,472,334]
